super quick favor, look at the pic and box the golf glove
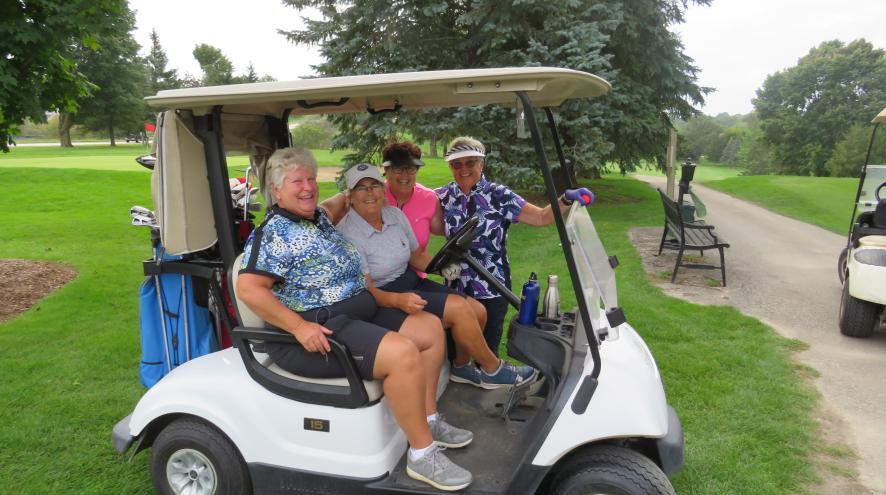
[441,262,462,281]
[562,187,594,206]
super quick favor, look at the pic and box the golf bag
[138,238,218,388]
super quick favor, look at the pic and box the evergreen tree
[193,44,236,86]
[147,30,180,94]
[282,0,709,185]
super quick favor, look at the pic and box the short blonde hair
[267,147,318,188]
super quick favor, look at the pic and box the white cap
[344,163,385,189]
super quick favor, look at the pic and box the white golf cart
[112,68,684,494]
[838,107,886,338]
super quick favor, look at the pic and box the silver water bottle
[542,274,560,319]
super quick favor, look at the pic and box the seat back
[231,252,263,328]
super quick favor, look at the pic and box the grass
[634,158,745,182]
[0,146,820,494]
[703,175,857,235]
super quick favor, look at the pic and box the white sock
[483,359,503,375]
[409,443,435,461]
[426,412,438,424]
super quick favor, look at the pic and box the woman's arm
[236,272,332,353]
[429,199,444,235]
[365,273,427,314]
[319,192,350,225]
[408,249,433,272]
[515,200,570,226]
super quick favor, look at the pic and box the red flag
[144,122,156,132]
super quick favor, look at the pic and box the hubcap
[166,448,218,495]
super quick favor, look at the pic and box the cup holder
[535,322,558,332]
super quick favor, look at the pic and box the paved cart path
[636,176,886,493]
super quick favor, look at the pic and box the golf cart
[838,107,886,338]
[112,68,684,494]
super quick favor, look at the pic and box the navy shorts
[379,270,461,319]
[266,290,407,380]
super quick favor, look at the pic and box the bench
[657,189,730,286]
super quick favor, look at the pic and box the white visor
[444,149,485,162]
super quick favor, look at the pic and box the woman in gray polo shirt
[335,163,537,389]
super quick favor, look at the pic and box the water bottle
[542,274,560,319]
[517,272,540,325]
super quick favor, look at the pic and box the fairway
[0,146,821,494]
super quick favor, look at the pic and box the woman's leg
[442,294,499,373]
[372,333,433,449]
[468,297,487,330]
[396,311,445,416]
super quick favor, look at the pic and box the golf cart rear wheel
[551,446,675,495]
[150,417,252,495]
[839,280,881,338]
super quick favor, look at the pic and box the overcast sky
[130,0,886,116]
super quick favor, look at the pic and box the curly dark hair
[382,141,422,161]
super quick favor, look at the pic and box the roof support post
[193,107,238,268]
[516,91,602,377]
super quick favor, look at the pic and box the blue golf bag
[138,242,218,388]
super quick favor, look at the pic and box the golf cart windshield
[564,204,618,321]
[859,165,886,212]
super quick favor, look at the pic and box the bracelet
[559,194,573,206]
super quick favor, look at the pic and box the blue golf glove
[562,187,594,206]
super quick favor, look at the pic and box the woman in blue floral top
[437,137,593,355]
[236,148,473,490]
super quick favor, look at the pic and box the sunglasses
[388,165,418,175]
[353,183,384,194]
[449,158,481,170]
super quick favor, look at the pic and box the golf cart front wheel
[150,417,252,495]
[551,445,675,495]
[839,280,881,338]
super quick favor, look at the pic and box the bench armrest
[231,325,371,408]
[683,222,714,230]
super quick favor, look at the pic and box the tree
[825,123,886,177]
[282,0,709,186]
[193,44,237,86]
[63,5,145,146]
[0,0,127,152]
[146,30,180,94]
[677,115,726,161]
[719,136,741,166]
[753,39,886,176]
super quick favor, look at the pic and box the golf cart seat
[230,253,384,405]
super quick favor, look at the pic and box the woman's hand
[398,292,428,314]
[292,320,333,354]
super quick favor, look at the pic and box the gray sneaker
[406,445,473,491]
[430,414,473,448]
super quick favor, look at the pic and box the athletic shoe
[479,361,538,390]
[430,414,473,448]
[449,361,482,386]
[406,445,472,491]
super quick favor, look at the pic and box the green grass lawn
[634,158,745,182]
[0,146,821,493]
[704,175,857,234]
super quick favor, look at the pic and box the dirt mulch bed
[0,259,78,323]
[629,226,732,306]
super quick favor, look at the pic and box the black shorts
[266,290,407,380]
[379,270,461,319]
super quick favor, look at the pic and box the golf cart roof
[874,107,886,124]
[146,67,611,115]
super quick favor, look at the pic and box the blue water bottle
[517,272,540,325]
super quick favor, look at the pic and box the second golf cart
[838,106,886,338]
[112,67,684,494]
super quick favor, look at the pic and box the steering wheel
[876,181,886,201]
[426,216,480,274]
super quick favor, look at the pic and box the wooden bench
[657,189,730,286]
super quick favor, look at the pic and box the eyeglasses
[449,158,480,170]
[388,165,418,175]
[353,183,385,194]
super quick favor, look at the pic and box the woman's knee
[374,333,420,377]
[468,297,487,323]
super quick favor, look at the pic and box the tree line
[678,39,886,177]
[1,1,271,150]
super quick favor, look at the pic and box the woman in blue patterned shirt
[437,137,593,356]
[236,148,473,490]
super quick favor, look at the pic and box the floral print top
[436,176,526,299]
[239,207,366,312]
